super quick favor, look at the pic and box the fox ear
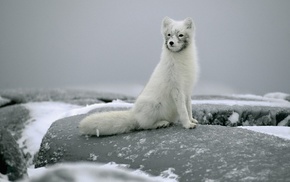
[162,17,172,29]
[184,17,194,29]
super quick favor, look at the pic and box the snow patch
[23,162,172,182]
[64,99,133,116]
[160,168,179,181]
[191,99,290,108]
[264,92,289,100]
[19,102,81,165]
[102,162,178,182]
[239,126,290,140]
[228,112,239,124]
[18,100,134,165]
[0,173,9,182]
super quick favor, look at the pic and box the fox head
[161,17,194,52]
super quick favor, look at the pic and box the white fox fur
[79,17,199,136]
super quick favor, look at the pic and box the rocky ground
[0,88,290,181]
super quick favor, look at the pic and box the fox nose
[169,41,174,46]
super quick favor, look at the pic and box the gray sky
[0,0,289,95]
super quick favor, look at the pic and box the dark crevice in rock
[0,99,21,108]
[276,112,289,124]
[0,153,8,175]
[98,98,114,103]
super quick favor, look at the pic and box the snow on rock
[192,95,290,108]
[239,126,290,140]
[1,91,290,181]
[18,102,81,165]
[191,95,290,126]
[264,92,290,101]
[228,112,239,124]
[20,162,173,182]
[64,99,133,116]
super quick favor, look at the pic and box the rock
[0,105,30,141]
[0,128,27,181]
[35,114,290,181]
[1,90,290,181]
[0,88,134,106]
[191,95,290,126]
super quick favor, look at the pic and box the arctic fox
[79,17,199,136]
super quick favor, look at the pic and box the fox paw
[155,120,170,129]
[183,122,197,129]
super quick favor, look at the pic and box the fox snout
[169,41,174,46]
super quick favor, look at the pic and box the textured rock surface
[191,95,290,126]
[0,128,27,181]
[35,114,290,181]
[0,105,30,141]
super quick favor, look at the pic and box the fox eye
[167,33,171,36]
[179,34,184,37]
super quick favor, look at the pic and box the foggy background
[0,0,289,96]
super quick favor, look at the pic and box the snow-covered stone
[191,95,290,126]
[35,115,290,181]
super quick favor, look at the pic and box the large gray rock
[35,114,290,181]
[1,90,289,181]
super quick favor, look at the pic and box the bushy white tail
[79,110,137,136]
